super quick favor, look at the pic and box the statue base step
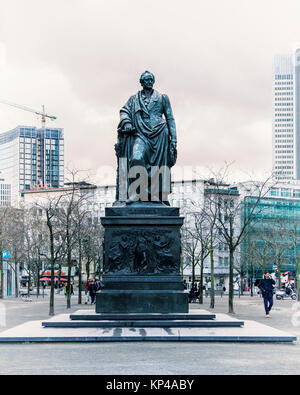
[96,276,188,313]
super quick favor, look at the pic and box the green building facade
[242,195,300,281]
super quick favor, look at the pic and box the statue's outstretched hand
[123,123,134,135]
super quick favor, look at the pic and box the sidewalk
[0,294,93,333]
[194,294,300,337]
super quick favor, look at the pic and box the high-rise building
[273,53,295,181]
[0,125,64,206]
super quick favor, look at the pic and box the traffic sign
[2,250,10,259]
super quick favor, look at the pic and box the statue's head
[140,71,155,89]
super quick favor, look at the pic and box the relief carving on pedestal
[105,230,177,274]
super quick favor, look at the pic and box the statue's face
[141,75,154,90]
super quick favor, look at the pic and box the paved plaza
[0,294,300,375]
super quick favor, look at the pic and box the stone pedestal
[96,204,188,313]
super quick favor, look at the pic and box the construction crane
[0,98,57,128]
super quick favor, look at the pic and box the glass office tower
[0,126,64,206]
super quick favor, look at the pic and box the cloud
[0,0,299,183]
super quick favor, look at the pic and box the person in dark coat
[188,283,198,303]
[88,280,96,304]
[258,272,276,317]
[65,281,74,297]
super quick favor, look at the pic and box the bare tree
[23,206,49,297]
[58,170,96,309]
[73,201,94,304]
[190,210,210,304]
[27,194,65,316]
[204,167,275,313]
[202,191,221,309]
[181,218,201,286]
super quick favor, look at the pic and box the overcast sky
[1,0,300,183]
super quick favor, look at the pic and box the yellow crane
[0,98,57,128]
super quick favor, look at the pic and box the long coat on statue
[115,89,177,203]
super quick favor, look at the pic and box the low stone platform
[0,309,296,343]
[42,319,243,328]
[70,309,216,321]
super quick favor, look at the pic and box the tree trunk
[78,240,82,305]
[192,257,195,285]
[66,223,72,309]
[277,260,281,290]
[49,257,55,316]
[199,256,204,304]
[14,262,19,297]
[86,261,90,281]
[210,248,215,309]
[240,272,244,296]
[13,249,19,298]
[27,268,31,296]
[250,262,254,297]
[66,260,72,309]
[48,218,55,316]
[58,263,62,288]
[228,248,234,313]
[36,258,41,298]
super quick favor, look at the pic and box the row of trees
[0,173,104,316]
[181,169,278,313]
[2,166,300,316]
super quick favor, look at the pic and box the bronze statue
[115,71,177,205]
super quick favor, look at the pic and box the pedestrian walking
[85,279,91,304]
[221,286,226,298]
[188,283,198,303]
[204,284,209,298]
[65,281,74,297]
[88,280,96,304]
[258,272,276,318]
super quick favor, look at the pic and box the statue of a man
[115,71,177,205]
